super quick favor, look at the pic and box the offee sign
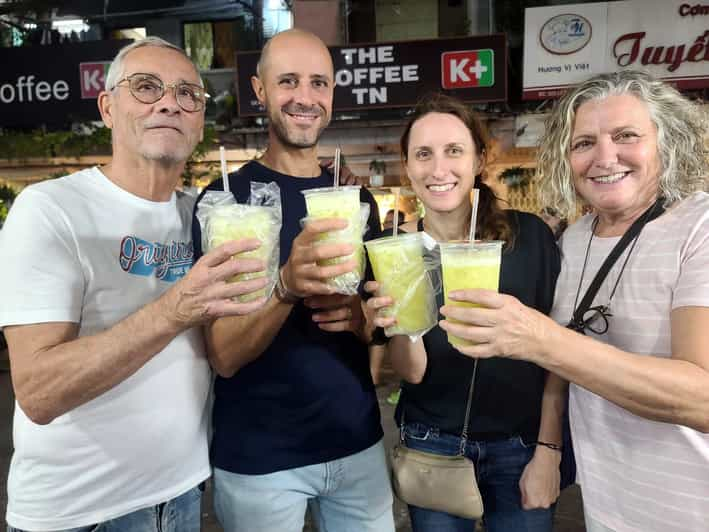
[235,35,507,116]
[524,0,709,99]
[0,40,129,127]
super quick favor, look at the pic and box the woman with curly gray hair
[436,70,709,532]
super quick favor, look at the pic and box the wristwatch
[274,268,300,305]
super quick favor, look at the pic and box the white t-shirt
[0,167,211,531]
[551,192,709,532]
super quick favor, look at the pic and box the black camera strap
[568,198,665,332]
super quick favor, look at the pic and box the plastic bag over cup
[196,182,282,302]
[301,185,369,296]
[365,232,440,341]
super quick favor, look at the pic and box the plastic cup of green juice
[365,232,437,337]
[440,240,503,347]
[206,204,279,302]
[301,186,363,292]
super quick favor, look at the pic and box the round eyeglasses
[112,73,209,112]
[566,304,612,335]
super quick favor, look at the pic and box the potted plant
[369,159,386,187]
[498,166,533,188]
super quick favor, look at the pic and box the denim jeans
[403,422,553,532]
[213,439,394,532]
[7,484,202,532]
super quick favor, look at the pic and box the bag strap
[458,359,478,455]
[569,198,665,329]
[399,359,478,457]
[406,215,478,455]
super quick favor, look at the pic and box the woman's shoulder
[670,191,709,220]
[506,210,556,243]
[508,209,545,229]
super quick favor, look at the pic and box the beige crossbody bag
[390,360,483,519]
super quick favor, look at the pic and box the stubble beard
[139,137,196,165]
[141,150,189,164]
[269,108,330,150]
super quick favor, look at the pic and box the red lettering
[613,31,709,73]
[614,32,645,67]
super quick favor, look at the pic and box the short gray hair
[104,36,203,91]
[537,70,709,218]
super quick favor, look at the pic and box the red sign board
[79,62,110,99]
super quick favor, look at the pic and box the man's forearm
[205,296,294,377]
[7,296,185,425]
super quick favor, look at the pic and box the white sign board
[523,0,709,99]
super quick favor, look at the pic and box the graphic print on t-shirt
[119,235,193,282]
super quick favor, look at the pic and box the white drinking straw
[333,146,341,188]
[392,188,400,238]
[219,146,230,193]
[468,188,479,243]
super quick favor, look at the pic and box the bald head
[256,29,333,79]
[250,28,334,152]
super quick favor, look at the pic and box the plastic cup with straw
[365,187,437,337]
[440,187,504,347]
[205,146,277,301]
[301,146,364,293]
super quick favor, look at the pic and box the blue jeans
[403,422,553,532]
[213,439,394,532]
[7,484,202,532]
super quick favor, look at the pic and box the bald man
[191,30,394,531]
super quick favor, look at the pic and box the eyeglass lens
[127,74,205,112]
[582,306,610,335]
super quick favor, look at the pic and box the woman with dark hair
[365,94,564,531]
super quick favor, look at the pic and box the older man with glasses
[0,37,268,532]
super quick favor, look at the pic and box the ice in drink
[365,232,436,337]
[205,204,279,302]
[302,186,364,294]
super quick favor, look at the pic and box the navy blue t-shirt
[192,161,383,474]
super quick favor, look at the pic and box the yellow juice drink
[302,186,363,293]
[440,241,503,347]
[365,233,436,337]
[206,204,279,302]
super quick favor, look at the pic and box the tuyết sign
[523,0,709,99]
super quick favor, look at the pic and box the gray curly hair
[537,70,709,218]
[104,36,203,92]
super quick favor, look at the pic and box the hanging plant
[369,159,386,175]
[498,166,533,188]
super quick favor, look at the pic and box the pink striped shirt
[551,192,709,532]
